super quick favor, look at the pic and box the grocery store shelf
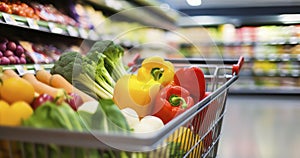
[130,0,177,24]
[0,64,54,75]
[182,41,300,49]
[177,14,300,27]
[175,4,300,27]
[84,0,176,30]
[0,12,99,41]
[229,87,300,95]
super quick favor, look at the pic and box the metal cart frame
[0,56,244,158]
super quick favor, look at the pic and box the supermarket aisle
[218,95,300,158]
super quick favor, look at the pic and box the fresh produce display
[0,68,90,127]
[0,1,79,26]
[0,39,213,158]
[0,1,38,19]
[30,2,78,26]
[0,38,27,65]
[20,41,76,64]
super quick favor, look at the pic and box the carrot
[35,70,95,102]
[2,69,20,79]
[22,73,60,98]
[49,74,73,93]
[35,69,52,85]
[0,69,20,81]
[50,74,95,102]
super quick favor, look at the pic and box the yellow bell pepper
[113,56,175,117]
[113,74,161,117]
[137,56,175,86]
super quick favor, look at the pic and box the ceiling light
[186,0,202,6]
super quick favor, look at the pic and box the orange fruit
[0,77,35,104]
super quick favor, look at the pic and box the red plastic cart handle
[127,53,140,67]
[232,56,244,75]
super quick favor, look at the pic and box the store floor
[218,95,300,158]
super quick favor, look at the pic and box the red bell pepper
[152,85,194,124]
[174,66,206,102]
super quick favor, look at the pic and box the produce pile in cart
[0,40,243,158]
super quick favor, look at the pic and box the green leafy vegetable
[50,40,128,100]
[87,40,127,81]
[22,101,98,158]
[77,100,130,133]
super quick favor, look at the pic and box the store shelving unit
[83,0,176,30]
[171,4,300,95]
[0,0,176,70]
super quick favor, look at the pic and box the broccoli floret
[50,40,128,100]
[86,40,128,81]
[50,51,82,83]
[50,51,113,99]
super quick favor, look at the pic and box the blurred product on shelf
[74,4,105,30]
[0,1,39,19]
[0,36,80,65]
[29,2,78,26]
[0,0,96,28]
[173,25,300,93]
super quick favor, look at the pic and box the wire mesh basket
[0,56,244,158]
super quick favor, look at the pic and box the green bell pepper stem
[151,67,164,81]
[169,94,188,109]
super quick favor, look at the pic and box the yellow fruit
[168,127,203,158]
[0,101,33,126]
[11,101,33,120]
[0,100,10,125]
[0,77,35,104]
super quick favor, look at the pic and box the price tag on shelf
[48,22,63,34]
[79,28,88,39]
[27,18,39,30]
[67,26,79,37]
[34,64,44,71]
[2,13,17,25]
[88,30,100,40]
[15,65,31,76]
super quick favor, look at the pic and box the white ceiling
[161,0,300,9]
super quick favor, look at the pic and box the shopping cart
[0,56,244,158]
